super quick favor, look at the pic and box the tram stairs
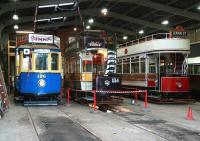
[0,65,9,118]
[105,50,117,75]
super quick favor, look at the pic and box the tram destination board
[171,31,187,38]
[84,37,105,49]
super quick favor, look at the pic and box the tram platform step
[82,96,94,101]
[24,100,58,106]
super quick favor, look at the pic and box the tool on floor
[0,65,9,119]
[186,107,194,120]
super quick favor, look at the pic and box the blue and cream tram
[15,34,62,105]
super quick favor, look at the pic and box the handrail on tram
[118,33,185,48]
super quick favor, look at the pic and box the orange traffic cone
[186,107,193,120]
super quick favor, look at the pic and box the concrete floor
[0,97,200,141]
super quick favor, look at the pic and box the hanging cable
[33,0,39,33]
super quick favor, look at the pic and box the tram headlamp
[24,49,30,55]
[38,79,46,87]
[176,81,182,88]
[104,80,110,86]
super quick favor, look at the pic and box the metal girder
[86,9,172,31]
[36,21,82,29]
[0,9,134,35]
[117,0,200,21]
[0,0,77,16]
[0,11,76,32]
[11,19,134,35]
[1,0,200,21]
[0,8,171,33]
[93,22,134,35]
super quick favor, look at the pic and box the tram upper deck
[117,33,190,57]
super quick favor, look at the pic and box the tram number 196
[37,74,46,79]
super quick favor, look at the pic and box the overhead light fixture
[13,13,19,20]
[16,30,34,34]
[36,18,50,22]
[86,25,90,29]
[51,17,64,20]
[38,4,55,8]
[39,2,74,8]
[14,24,19,30]
[36,17,64,22]
[161,20,169,25]
[123,36,128,40]
[139,30,144,34]
[73,27,77,31]
[58,2,74,6]
[88,18,94,24]
[197,5,200,10]
[101,8,108,15]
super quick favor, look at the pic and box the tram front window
[51,53,58,70]
[35,53,48,70]
[83,60,92,72]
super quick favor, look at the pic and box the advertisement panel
[28,34,53,44]
[84,37,105,48]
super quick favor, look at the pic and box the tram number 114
[112,78,120,83]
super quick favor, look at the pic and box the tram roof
[17,44,60,50]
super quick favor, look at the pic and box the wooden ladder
[0,65,9,119]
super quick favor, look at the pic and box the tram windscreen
[51,53,59,70]
[35,53,48,70]
[83,60,92,72]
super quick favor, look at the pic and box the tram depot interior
[1,0,200,141]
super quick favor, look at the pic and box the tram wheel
[99,104,109,112]
[0,110,4,119]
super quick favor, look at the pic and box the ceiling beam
[1,0,200,22]
[0,0,75,16]
[119,0,200,21]
[120,0,179,31]
[0,10,134,35]
[85,9,172,31]
[12,19,134,35]
[93,22,134,35]
[0,8,172,33]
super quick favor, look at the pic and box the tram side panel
[19,73,61,95]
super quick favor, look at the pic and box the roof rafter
[0,8,172,33]
[87,9,172,31]
[0,10,134,35]
[1,0,200,21]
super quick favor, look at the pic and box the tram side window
[117,64,122,73]
[131,58,139,73]
[76,60,80,73]
[149,58,156,73]
[194,65,200,74]
[123,58,130,73]
[51,53,58,70]
[140,58,145,73]
[82,60,92,72]
[117,59,122,73]
[35,53,48,70]
[149,63,156,73]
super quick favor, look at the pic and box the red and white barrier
[66,88,148,111]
